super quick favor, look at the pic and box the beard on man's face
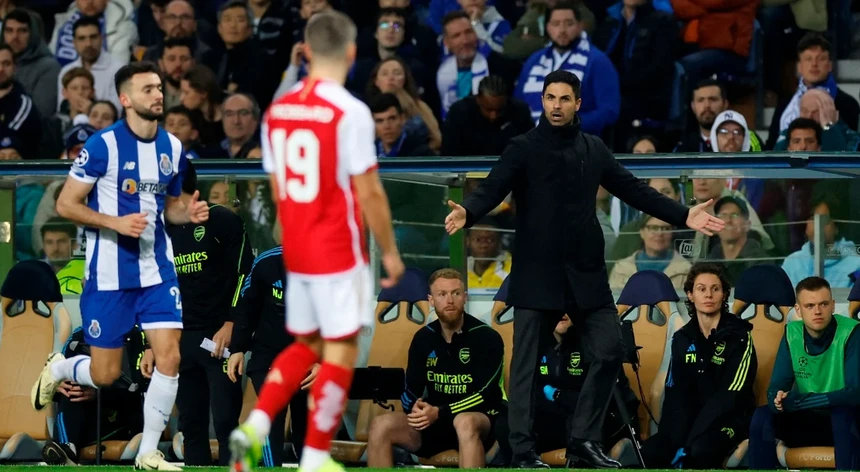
[134,103,164,122]
[0,78,12,90]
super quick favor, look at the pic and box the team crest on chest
[159,153,173,176]
[194,226,205,242]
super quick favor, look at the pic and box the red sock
[255,342,319,419]
[305,362,354,451]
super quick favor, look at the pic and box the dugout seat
[417,279,511,467]
[0,261,71,460]
[331,267,428,464]
[729,265,796,468]
[848,282,860,320]
[541,271,681,467]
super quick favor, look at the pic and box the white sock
[300,446,330,471]
[50,355,96,388]
[245,409,272,441]
[138,368,178,458]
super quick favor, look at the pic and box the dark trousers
[507,305,623,454]
[497,405,574,463]
[176,329,243,466]
[749,405,860,470]
[53,392,142,448]
[640,426,743,469]
[248,353,308,467]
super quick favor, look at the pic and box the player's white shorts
[286,265,373,340]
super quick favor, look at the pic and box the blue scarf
[55,12,108,66]
[516,36,592,120]
[779,74,839,132]
[437,52,489,118]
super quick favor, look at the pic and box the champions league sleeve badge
[159,153,173,176]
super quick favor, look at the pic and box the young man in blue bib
[749,276,860,470]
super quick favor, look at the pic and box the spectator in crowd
[465,220,510,289]
[56,16,122,113]
[142,0,211,62]
[164,105,210,159]
[774,90,860,152]
[367,268,505,468]
[748,276,860,471]
[86,99,117,129]
[2,8,61,119]
[609,178,681,263]
[136,0,170,49]
[640,263,757,469]
[4,132,44,260]
[688,178,773,257]
[365,56,441,150]
[201,1,277,111]
[710,110,761,153]
[782,193,860,288]
[181,64,226,146]
[370,93,434,157]
[41,67,94,159]
[206,181,232,208]
[592,0,677,150]
[503,0,596,61]
[514,1,620,135]
[361,0,439,68]
[708,196,771,284]
[218,93,260,159]
[247,0,293,79]
[350,8,437,114]
[496,313,640,463]
[61,123,95,161]
[40,326,146,466]
[671,0,758,96]
[609,215,691,290]
[785,117,822,152]
[436,10,519,118]
[0,44,41,159]
[767,33,860,150]
[454,0,512,56]
[675,79,729,152]
[39,217,78,273]
[442,75,533,157]
[49,0,138,66]
[158,37,194,110]
[630,135,658,153]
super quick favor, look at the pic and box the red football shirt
[261,78,377,277]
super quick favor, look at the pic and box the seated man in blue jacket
[495,314,639,464]
[749,276,860,471]
[639,262,757,468]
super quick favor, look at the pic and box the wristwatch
[823,121,834,131]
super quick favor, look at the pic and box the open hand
[380,252,405,289]
[187,190,209,224]
[686,199,725,236]
[444,200,467,235]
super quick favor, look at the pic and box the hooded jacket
[2,9,60,119]
[661,312,757,450]
[49,0,138,66]
[709,110,753,152]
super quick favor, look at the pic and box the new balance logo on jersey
[123,161,136,170]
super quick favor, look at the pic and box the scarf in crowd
[779,74,838,132]
[516,33,592,120]
[54,11,108,66]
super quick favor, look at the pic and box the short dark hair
[166,105,202,131]
[428,268,464,287]
[478,75,508,97]
[787,117,822,146]
[41,217,77,240]
[114,61,161,95]
[797,32,832,59]
[4,9,32,28]
[627,134,658,153]
[441,10,469,34]
[72,15,101,36]
[377,7,406,23]
[162,37,195,57]
[547,0,582,23]
[795,276,831,297]
[692,78,727,101]
[369,92,402,115]
[0,44,14,58]
[683,262,732,315]
[542,69,581,99]
[181,160,198,195]
[217,0,252,24]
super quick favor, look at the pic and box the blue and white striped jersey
[69,120,187,291]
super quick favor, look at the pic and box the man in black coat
[444,70,723,469]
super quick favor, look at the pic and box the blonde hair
[428,268,464,286]
[304,10,357,59]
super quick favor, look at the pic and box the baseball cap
[714,196,750,219]
[63,124,97,152]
